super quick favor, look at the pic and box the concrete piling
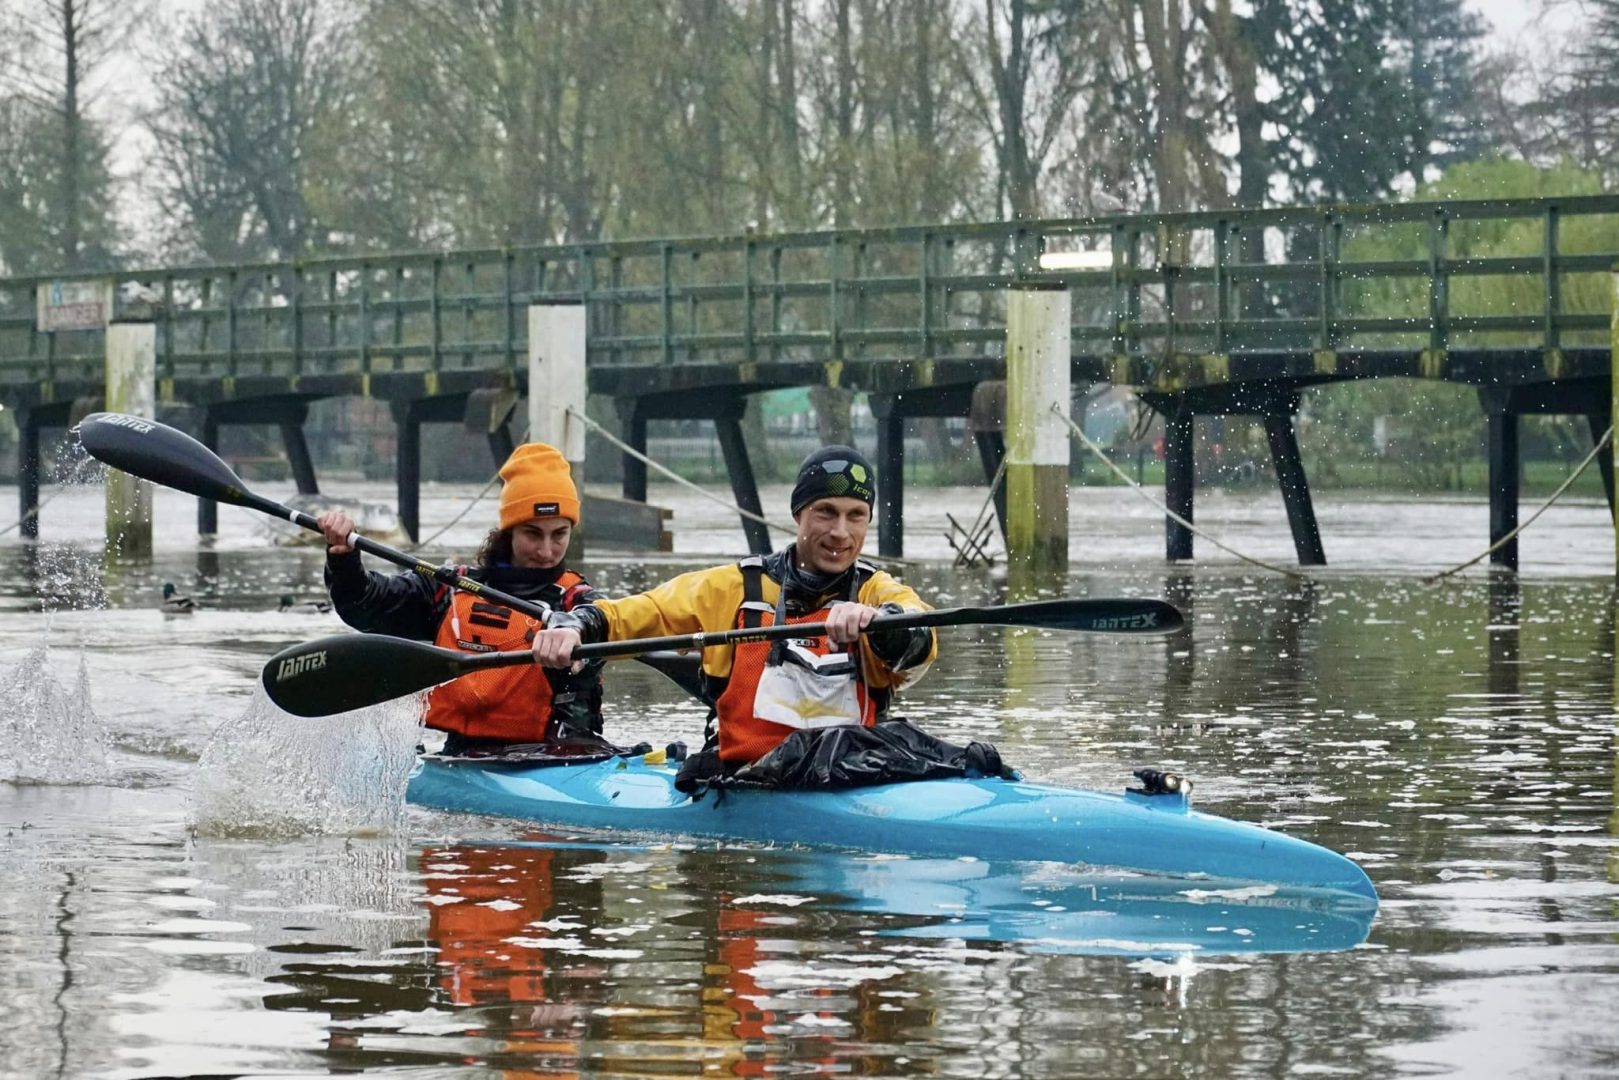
[104,322,155,557]
[529,304,588,558]
[1005,281,1071,583]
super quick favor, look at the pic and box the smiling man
[535,445,937,770]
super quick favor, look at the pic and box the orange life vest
[713,558,878,764]
[425,569,588,743]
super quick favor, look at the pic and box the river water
[1,478,1616,1078]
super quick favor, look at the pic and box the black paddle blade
[77,412,250,506]
[262,634,472,717]
[924,597,1185,634]
[1015,597,1183,633]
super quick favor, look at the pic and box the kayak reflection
[803,854,1377,956]
[263,836,1373,1073]
[430,838,1376,962]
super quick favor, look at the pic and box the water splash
[0,646,111,784]
[189,689,423,839]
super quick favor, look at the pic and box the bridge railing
[1,195,1614,388]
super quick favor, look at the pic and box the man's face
[511,516,572,569]
[794,497,870,575]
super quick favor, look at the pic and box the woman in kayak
[533,446,1000,789]
[317,442,606,755]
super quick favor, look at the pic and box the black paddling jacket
[324,550,605,737]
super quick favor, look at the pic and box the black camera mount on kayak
[1131,768,1192,797]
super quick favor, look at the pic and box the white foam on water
[188,688,423,838]
[0,644,112,784]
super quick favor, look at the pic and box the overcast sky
[1468,0,1577,39]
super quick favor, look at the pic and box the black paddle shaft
[262,597,1185,717]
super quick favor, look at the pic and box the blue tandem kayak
[407,754,1377,900]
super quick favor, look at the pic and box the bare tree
[960,0,1095,220]
[145,0,352,262]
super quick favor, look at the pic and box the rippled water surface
[1,479,1616,1078]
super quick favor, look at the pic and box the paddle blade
[262,634,471,717]
[940,598,1185,634]
[77,412,251,506]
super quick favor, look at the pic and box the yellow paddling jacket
[582,551,935,763]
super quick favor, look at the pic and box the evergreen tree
[1405,0,1490,171]
[0,0,126,274]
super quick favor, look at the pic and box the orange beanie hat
[498,443,580,529]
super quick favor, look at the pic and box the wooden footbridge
[1,195,1613,569]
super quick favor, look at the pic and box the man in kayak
[317,442,607,755]
[533,446,999,788]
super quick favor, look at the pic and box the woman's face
[510,516,573,568]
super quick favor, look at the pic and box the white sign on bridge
[36,278,113,332]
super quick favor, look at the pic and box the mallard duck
[278,593,333,614]
[161,582,198,614]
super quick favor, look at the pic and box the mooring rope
[0,496,50,538]
[566,407,937,567]
[1054,404,1309,579]
[1055,403,1614,583]
[405,423,533,551]
[1423,424,1614,584]
[407,469,504,551]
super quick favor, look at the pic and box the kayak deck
[406,754,1377,899]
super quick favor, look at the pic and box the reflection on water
[0,493,1617,1076]
[253,839,1375,1076]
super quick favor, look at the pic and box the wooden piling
[1004,282,1070,576]
[104,323,155,557]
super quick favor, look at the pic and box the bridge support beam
[870,397,905,559]
[616,400,649,503]
[1486,405,1520,571]
[612,390,772,554]
[280,412,319,495]
[392,399,425,543]
[868,386,980,559]
[198,412,220,535]
[1164,407,1195,562]
[467,387,519,468]
[969,381,1009,542]
[16,409,44,540]
[1589,414,1616,518]
[1264,410,1327,566]
[714,415,771,556]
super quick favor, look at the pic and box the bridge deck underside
[0,347,1606,418]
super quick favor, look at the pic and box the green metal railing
[1,195,1614,388]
